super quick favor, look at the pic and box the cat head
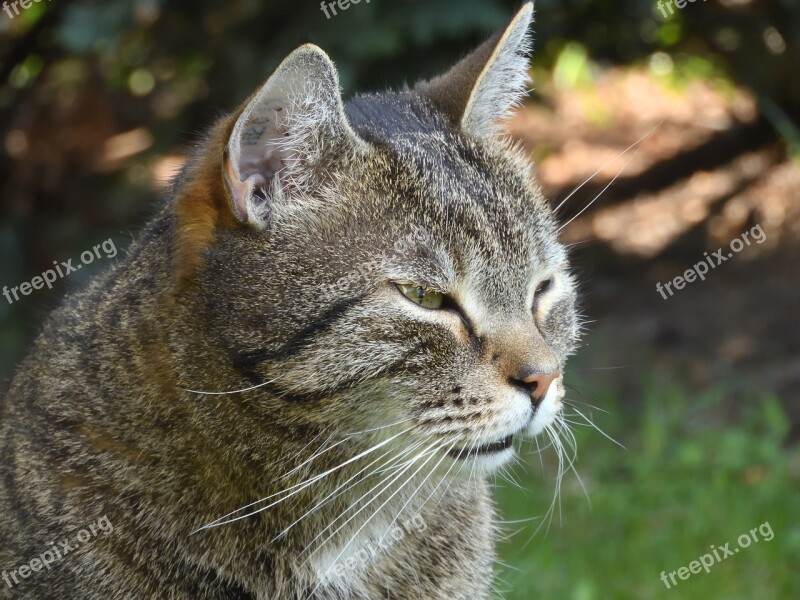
[174,2,580,471]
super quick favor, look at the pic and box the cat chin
[442,446,517,476]
[466,447,517,472]
[526,377,563,436]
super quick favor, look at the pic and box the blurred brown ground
[508,66,800,438]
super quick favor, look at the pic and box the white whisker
[553,119,663,214]
[304,439,449,598]
[570,407,625,449]
[194,426,415,532]
[372,437,459,549]
[183,374,283,396]
[557,146,643,234]
[340,417,414,436]
[301,438,444,561]
[273,438,425,543]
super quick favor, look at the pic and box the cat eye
[396,283,445,309]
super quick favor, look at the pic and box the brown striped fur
[0,4,580,598]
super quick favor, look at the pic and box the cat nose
[509,369,560,406]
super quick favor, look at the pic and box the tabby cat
[0,3,580,598]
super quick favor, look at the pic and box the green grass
[494,376,800,600]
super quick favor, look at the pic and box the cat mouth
[448,434,514,460]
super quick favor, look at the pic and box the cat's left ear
[223,44,367,229]
[416,2,533,138]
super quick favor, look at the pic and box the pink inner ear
[223,153,267,222]
[239,148,284,181]
[236,108,288,180]
[225,104,291,223]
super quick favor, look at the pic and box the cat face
[316,105,577,468]
[188,3,579,472]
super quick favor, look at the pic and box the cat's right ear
[223,44,367,229]
[416,2,533,139]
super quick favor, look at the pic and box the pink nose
[516,370,560,405]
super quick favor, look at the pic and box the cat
[0,3,580,598]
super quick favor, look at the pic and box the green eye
[396,283,445,309]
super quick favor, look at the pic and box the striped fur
[0,4,580,598]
